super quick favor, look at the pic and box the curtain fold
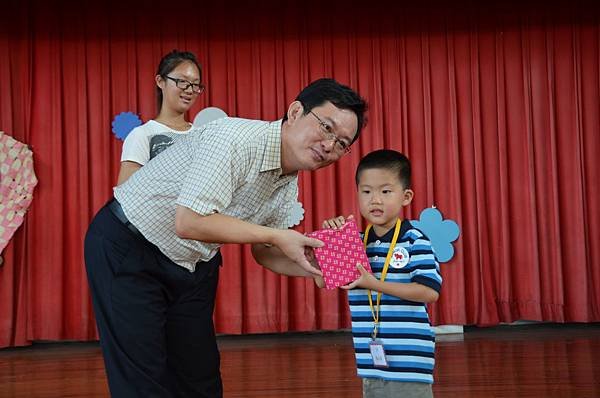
[0,1,598,347]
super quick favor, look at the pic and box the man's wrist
[262,227,278,247]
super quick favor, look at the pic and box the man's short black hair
[283,78,367,144]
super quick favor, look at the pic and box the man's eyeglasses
[309,110,352,155]
[165,76,205,94]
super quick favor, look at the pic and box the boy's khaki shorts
[362,378,433,398]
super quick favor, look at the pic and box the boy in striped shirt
[320,149,442,398]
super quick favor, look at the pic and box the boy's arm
[341,263,440,303]
[365,278,439,303]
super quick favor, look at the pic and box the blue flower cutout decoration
[112,112,142,140]
[411,207,460,263]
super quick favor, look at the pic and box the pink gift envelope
[307,220,372,289]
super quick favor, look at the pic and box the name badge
[369,340,389,368]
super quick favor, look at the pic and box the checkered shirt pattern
[114,117,299,271]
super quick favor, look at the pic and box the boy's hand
[340,263,376,290]
[322,214,354,229]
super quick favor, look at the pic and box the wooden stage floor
[1,323,599,397]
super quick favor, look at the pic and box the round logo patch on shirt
[390,247,410,269]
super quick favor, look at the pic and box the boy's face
[357,167,414,233]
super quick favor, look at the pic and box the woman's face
[157,61,202,114]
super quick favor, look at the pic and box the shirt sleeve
[120,125,151,165]
[408,235,442,293]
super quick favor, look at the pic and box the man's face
[281,101,358,174]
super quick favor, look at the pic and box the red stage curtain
[0,2,598,347]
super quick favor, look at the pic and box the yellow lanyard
[363,218,402,340]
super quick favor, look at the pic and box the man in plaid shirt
[84,78,367,398]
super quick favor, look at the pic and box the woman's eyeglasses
[165,76,205,94]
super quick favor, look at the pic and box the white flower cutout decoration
[289,201,305,227]
[193,107,228,127]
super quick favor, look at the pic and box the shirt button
[374,256,379,261]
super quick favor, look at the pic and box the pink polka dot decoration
[307,220,372,289]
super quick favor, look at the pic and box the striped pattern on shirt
[114,117,299,271]
[349,220,442,384]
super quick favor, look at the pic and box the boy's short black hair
[355,149,411,189]
[282,78,368,143]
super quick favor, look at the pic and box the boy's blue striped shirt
[349,220,442,384]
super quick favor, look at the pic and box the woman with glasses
[117,50,205,185]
